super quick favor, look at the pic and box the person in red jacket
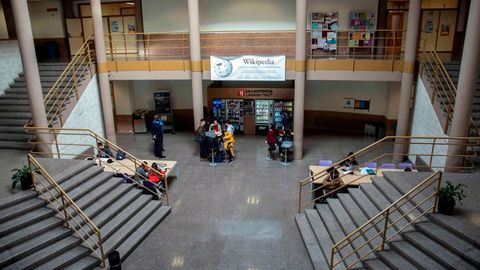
[265,124,277,160]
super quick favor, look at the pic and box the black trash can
[108,250,122,270]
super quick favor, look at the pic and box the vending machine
[225,99,244,133]
[154,91,175,134]
[255,100,273,132]
[274,100,294,127]
[212,99,226,122]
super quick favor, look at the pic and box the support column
[446,0,480,168]
[187,0,204,128]
[293,0,307,160]
[90,0,116,143]
[11,0,51,154]
[393,0,421,161]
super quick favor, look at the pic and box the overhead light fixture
[125,2,134,5]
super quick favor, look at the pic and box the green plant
[11,165,32,190]
[438,181,467,206]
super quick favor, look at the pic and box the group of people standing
[194,118,236,163]
[266,124,293,161]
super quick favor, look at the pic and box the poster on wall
[348,11,376,48]
[111,20,119,32]
[440,23,450,36]
[210,55,285,81]
[310,12,338,52]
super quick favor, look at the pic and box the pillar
[293,0,307,160]
[90,0,117,143]
[375,0,388,57]
[446,0,480,168]
[187,0,204,128]
[11,0,51,155]
[393,0,421,161]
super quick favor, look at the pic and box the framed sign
[343,98,355,108]
[210,55,286,81]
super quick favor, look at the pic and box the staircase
[0,63,84,150]
[295,172,480,270]
[0,158,171,269]
[442,62,480,129]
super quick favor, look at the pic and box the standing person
[151,115,166,159]
[195,118,208,161]
[223,126,235,163]
[226,119,235,135]
[265,124,277,160]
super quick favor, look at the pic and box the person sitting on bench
[322,166,344,198]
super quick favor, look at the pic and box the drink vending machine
[225,99,244,132]
[255,100,273,132]
[274,100,294,128]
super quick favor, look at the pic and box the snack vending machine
[255,100,273,132]
[212,99,226,122]
[274,100,294,127]
[225,99,244,133]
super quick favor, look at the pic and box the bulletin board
[311,12,339,53]
[348,11,376,48]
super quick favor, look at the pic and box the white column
[90,0,117,143]
[293,0,307,160]
[11,0,51,155]
[188,0,204,128]
[393,0,421,161]
[446,0,480,168]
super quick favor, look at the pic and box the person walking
[265,124,277,160]
[195,118,208,161]
[152,115,166,158]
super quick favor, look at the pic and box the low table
[308,165,372,186]
[97,158,179,181]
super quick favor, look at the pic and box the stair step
[403,231,477,270]
[0,118,28,127]
[0,227,71,267]
[0,105,31,112]
[390,241,446,270]
[295,213,330,270]
[61,255,100,270]
[0,111,31,119]
[37,159,94,185]
[3,236,79,270]
[58,166,104,194]
[0,207,54,236]
[0,141,31,150]
[116,206,171,260]
[0,197,45,223]
[316,203,360,267]
[415,222,480,267]
[102,199,161,255]
[35,246,91,270]
[0,190,37,210]
[376,250,419,270]
[363,259,393,270]
[327,199,376,259]
[0,217,62,252]
[428,213,480,248]
[68,172,115,201]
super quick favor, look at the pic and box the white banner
[210,55,286,81]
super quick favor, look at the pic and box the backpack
[116,150,126,160]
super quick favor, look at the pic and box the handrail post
[53,129,61,159]
[61,195,69,228]
[381,209,390,251]
[71,65,79,101]
[27,155,35,191]
[329,247,335,270]
[298,181,302,213]
[86,41,93,75]
[432,171,442,213]
[95,134,101,166]
[98,231,106,267]
[429,138,436,169]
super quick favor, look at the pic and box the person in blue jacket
[151,115,166,158]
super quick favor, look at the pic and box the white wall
[28,0,65,38]
[113,81,135,115]
[409,78,447,169]
[305,81,396,117]
[0,1,8,39]
[0,40,22,95]
[57,75,105,158]
[130,80,195,111]
[142,0,378,32]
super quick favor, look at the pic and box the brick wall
[0,40,22,95]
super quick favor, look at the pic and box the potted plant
[437,181,467,215]
[11,165,33,190]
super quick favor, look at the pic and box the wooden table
[98,158,179,180]
[308,165,372,185]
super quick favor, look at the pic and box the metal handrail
[27,154,106,266]
[24,127,170,206]
[298,136,479,213]
[328,171,442,269]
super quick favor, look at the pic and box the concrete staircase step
[415,222,480,267]
[376,250,419,270]
[0,111,31,119]
[0,118,28,126]
[389,241,447,270]
[0,105,31,112]
[34,246,91,270]
[362,259,393,270]
[36,158,94,185]
[56,166,104,194]
[0,207,54,236]
[0,217,63,252]
[2,237,79,270]
[316,203,360,267]
[428,213,480,248]
[61,255,100,270]
[0,141,31,150]
[403,231,477,270]
[0,197,45,223]
[115,206,171,259]
[327,198,376,259]
[295,213,330,270]
[0,227,71,267]
[0,191,37,210]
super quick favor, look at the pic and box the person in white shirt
[226,120,235,135]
